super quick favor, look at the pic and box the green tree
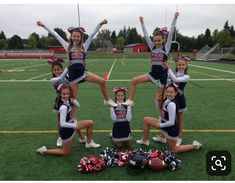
[0,31,6,40]
[110,31,117,45]
[0,39,7,49]
[223,20,229,31]
[27,32,40,49]
[216,30,233,48]
[115,36,125,49]
[96,29,111,48]
[7,35,24,49]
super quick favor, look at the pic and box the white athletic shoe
[122,99,134,107]
[136,139,150,146]
[104,99,118,107]
[192,140,202,150]
[56,137,63,147]
[152,135,166,143]
[79,136,87,144]
[36,146,47,155]
[85,140,101,148]
[109,132,112,138]
[176,138,182,146]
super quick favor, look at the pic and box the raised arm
[165,12,179,54]
[83,19,107,52]
[140,17,154,50]
[37,21,69,50]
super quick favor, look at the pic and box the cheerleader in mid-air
[37,20,117,107]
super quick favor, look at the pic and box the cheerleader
[123,12,179,112]
[36,84,100,156]
[153,56,191,146]
[137,84,202,153]
[49,60,86,147]
[109,87,132,148]
[37,20,117,107]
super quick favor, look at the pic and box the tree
[215,30,233,48]
[0,39,7,49]
[7,35,24,49]
[0,31,6,40]
[126,27,143,44]
[115,36,125,50]
[205,28,211,45]
[110,31,117,45]
[96,29,111,48]
[196,34,206,50]
[27,32,40,49]
[223,20,229,31]
[229,25,235,37]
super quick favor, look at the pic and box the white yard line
[6,63,47,72]
[107,58,117,79]
[27,73,51,80]
[168,61,235,74]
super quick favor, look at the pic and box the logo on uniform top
[151,53,164,61]
[206,151,231,176]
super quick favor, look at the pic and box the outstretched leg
[129,74,149,100]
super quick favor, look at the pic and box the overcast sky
[0,4,234,39]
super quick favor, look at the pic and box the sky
[0,3,234,39]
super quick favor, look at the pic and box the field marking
[190,70,235,84]
[107,58,117,79]
[1,78,235,83]
[6,63,47,72]
[1,129,235,134]
[168,60,235,74]
[27,73,51,80]
[188,63,235,74]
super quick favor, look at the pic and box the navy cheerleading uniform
[58,99,79,143]
[141,17,177,87]
[110,102,132,142]
[168,69,190,112]
[44,23,102,84]
[160,98,179,141]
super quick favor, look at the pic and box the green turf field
[0,53,235,180]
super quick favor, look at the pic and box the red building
[123,43,148,53]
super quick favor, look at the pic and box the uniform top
[110,102,132,122]
[168,69,190,93]
[160,98,177,128]
[59,98,80,129]
[141,17,177,66]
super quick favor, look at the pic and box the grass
[0,53,235,180]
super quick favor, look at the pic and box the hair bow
[67,26,86,34]
[178,55,191,62]
[112,87,128,93]
[159,27,168,36]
